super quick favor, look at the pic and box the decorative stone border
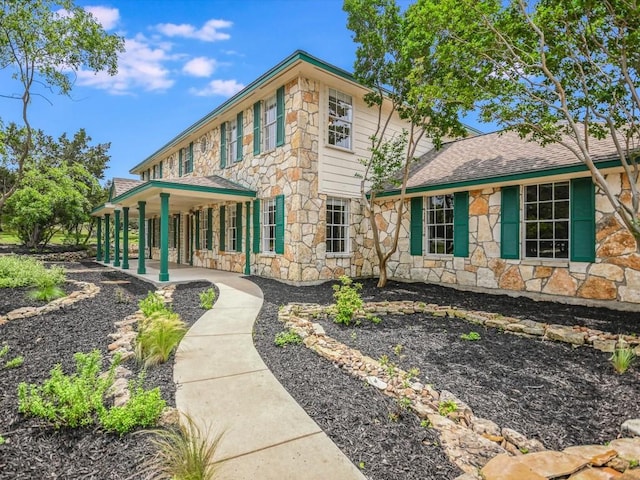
[279,303,640,479]
[0,280,100,325]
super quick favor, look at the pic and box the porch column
[96,217,102,261]
[122,207,130,269]
[137,201,146,274]
[113,209,121,267]
[159,193,170,282]
[103,213,111,263]
[245,201,251,275]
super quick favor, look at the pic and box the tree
[344,0,478,286]
[413,0,640,250]
[0,0,123,210]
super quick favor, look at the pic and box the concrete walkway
[104,260,366,480]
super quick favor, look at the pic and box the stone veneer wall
[356,172,640,306]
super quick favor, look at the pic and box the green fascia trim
[91,203,107,215]
[111,180,257,204]
[376,158,623,198]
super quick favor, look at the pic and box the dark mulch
[0,262,209,480]
[251,276,640,479]
[0,285,70,316]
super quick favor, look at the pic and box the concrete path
[104,260,366,480]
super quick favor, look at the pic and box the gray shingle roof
[112,178,142,198]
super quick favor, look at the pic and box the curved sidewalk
[171,269,366,480]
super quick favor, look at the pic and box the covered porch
[91,176,256,283]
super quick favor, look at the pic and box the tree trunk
[377,256,388,287]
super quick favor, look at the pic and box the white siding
[318,83,433,197]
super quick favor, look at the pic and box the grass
[610,340,636,374]
[136,311,187,367]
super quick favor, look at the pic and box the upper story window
[262,198,276,253]
[264,95,277,151]
[328,88,353,150]
[426,194,454,255]
[326,197,350,254]
[182,145,193,175]
[524,181,569,259]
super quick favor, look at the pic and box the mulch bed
[0,261,210,480]
[251,276,640,480]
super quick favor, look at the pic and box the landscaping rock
[622,419,640,438]
[546,325,586,345]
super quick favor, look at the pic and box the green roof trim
[111,180,256,204]
[130,50,359,174]
[377,158,622,198]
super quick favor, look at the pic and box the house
[93,50,640,308]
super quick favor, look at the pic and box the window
[524,181,569,259]
[264,95,277,151]
[425,195,454,254]
[328,88,352,149]
[228,119,238,164]
[326,197,349,254]
[182,144,193,174]
[200,209,207,251]
[262,198,276,253]
[169,216,175,248]
[200,137,208,153]
[227,205,238,251]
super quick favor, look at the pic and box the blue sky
[1,0,488,182]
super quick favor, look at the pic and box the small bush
[199,287,216,310]
[332,276,364,326]
[0,345,8,359]
[136,311,187,367]
[460,331,481,341]
[139,292,169,318]
[611,340,636,374]
[5,356,24,369]
[438,400,458,417]
[274,330,302,347]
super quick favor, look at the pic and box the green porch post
[159,193,170,282]
[96,217,102,260]
[245,201,251,275]
[113,209,121,267]
[122,207,130,269]
[104,213,111,263]
[137,201,146,274]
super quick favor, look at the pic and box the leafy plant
[378,354,397,377]
[0,435,5,445]
[358,461,366,470]
[141,415,224,480]
[398,396,411,410]
[420,419,432,428]
[460,331,481,341]
[115,287,131,304]
[139,292,169,318]
[28,270,66,302]
[0,255,64,288]
[610,340,636,374]
[5,356,24,369]
[136,311,187,367]
[274,330,302,348]
[393,344,404,356]
[199,287,216,310]
[0,345,9,359]
[332,276,364,326]
[438,400,458,417]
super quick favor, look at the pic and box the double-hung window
[524,181,569,259]
[200,209,207,251]
[227,205,238,252]
[425,195,454,254]
[263,95,277,151]
[262,198,277,253]
[326,197,349,254]
[328,88,353,149]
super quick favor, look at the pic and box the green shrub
[0,345,8,359]
[139,292,169,318]
[199,287,216,310]
[99,374,165,435]
[611,341,636,374]
[5,356,24,369]
[136,311,187,367]
[438,400,458,417]
[460,331,481,341]
[0,256,66,289]
[274,330,302,347]
[332,276,364,326]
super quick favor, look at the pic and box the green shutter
[276,86,285,147]
[220,123,227,168]
[454,191,469,257]
[189,142,194,173]
[275,194,285,254]
[253,199,261,253]
[173,215,178,247]
[410,197,423,256]
[253,102,261,155]
[501,186,520,259]
[147,219,153,249]
[571,177,596,262]
[236,112,243,161]
[159,160,163,178]
[179,149,183,177]
[236,203,243,252]
[195,210,200,250]
[206,208,213,250]
[220,206,226,252]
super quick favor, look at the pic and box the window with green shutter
[253,102,261,155]
[253,199,260,253]
[410,197,423,256]
[276,86,285,147]
[453,191,469,257]
[501,186,520,259]
[236,203,243,252]
[220,123,227,169]
[570,177,595,262]
[236,112,243,162]
[178,149,183,177]
[206,208,213,250]
[220,206,226,251]
[275,194,285,254]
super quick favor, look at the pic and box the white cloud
[190,79,244,97]
[76,35,174,94]
[85,6,120,30]
[182,57,217,77]
[155,19,232,42]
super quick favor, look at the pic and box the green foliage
[397,396,412,410]
[358,461,366,470]
[5,356,24,369]
[393,344,404,356]
[274,329,303,348]
[420,419,432,428]
[141,415,224,480]
[378,354,397,377]
[18,350,116,428]
[136,311,187,367]
[0,345,8,359]
[199,287,216,310]
[610,342,636,374]
[99,374,165,435]
[460,331,481,341]
[0,255,65,288]
[438,400,458,417]
[332,276,364,326]
[0,435,5,445]
[139,292,169,318]
[115,287,132,304]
